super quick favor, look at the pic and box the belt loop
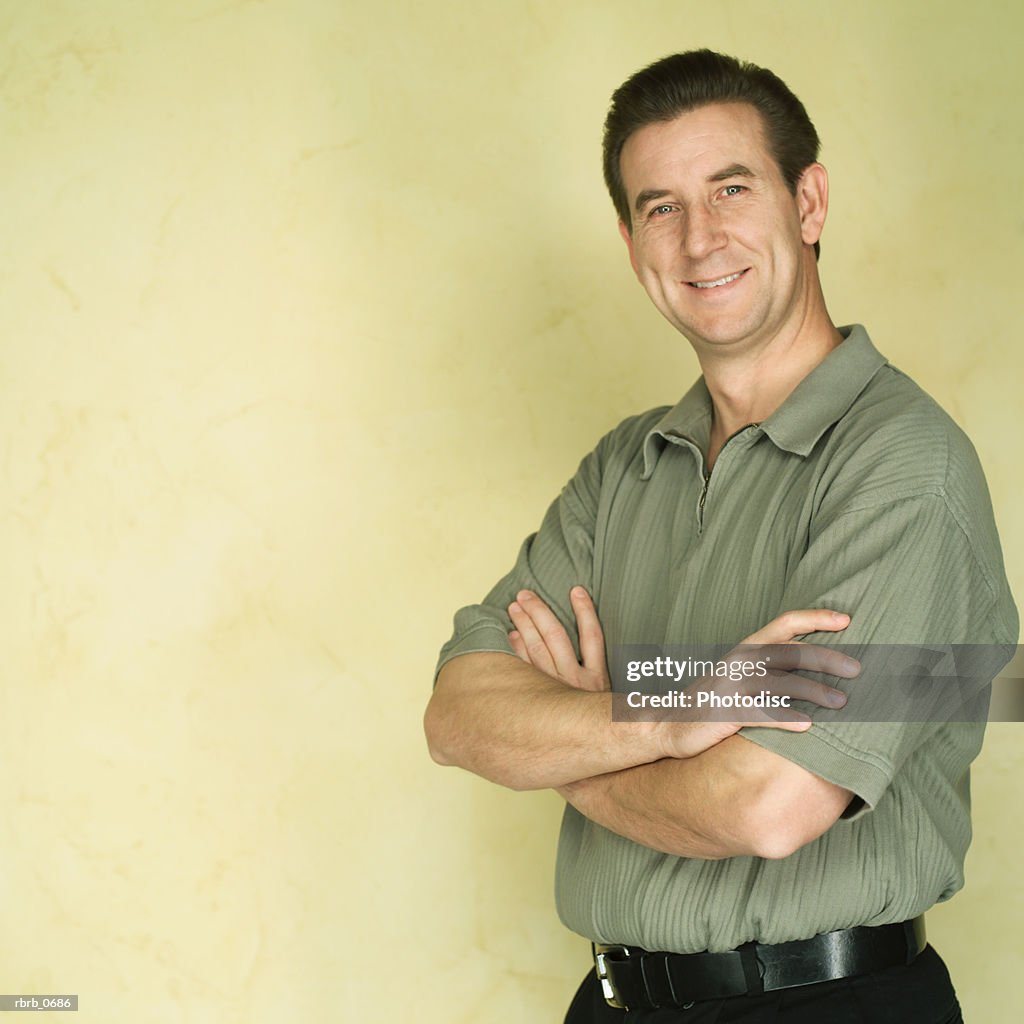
[737,942,765,996]
[641,951,689,1009]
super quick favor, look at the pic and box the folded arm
[426,649,665,791]
[558,736,853,860]
[503,587,854,858]
[426,587,856,860]
[427,588,759,789]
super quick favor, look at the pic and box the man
[424,50,1017,1022]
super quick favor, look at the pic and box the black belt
[593,917,926,1010]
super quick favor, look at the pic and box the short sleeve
[740,491,1018,811]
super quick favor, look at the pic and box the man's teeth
[691,271,743,289]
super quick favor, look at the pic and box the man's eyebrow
[708,163,755,182]
[633,189,672,214]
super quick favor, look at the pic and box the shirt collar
[642,325,888,478]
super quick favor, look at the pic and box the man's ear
[618,219,640,277]
[796,163,829,247]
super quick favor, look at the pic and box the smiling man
[425,50,1016,1023]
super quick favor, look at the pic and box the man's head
[603,49,821,257]
[605,54,833,358]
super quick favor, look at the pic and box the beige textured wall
[1,1,1020,1021]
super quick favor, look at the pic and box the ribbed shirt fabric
[436,325,1018,953]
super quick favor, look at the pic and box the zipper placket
[696,424,760,534]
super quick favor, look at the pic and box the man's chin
[672,321,763,353]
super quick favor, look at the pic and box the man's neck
[702,316,843,470]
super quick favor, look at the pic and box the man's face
[618,102,825,357]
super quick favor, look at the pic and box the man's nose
[681,205,726,260]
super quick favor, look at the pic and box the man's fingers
[570,586,606,669]
[741,716,813,733]
[694,669,847,712]
[508,599,558,677]
[744,608,850,645]
[517,590,581,676]
[508,629,530,663]
[748,644,860,679]
[683,662,849,731]
[759,671,849,709]
[511,590,580,678]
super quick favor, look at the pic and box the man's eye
[651,204,674,216]
[723,185,746,197]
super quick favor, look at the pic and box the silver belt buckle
[593,944,629,1010]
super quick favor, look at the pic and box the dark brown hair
[603,50,821,255]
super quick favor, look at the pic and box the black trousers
[564,944,964,1023]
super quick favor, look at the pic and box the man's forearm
[559,735,854,860]
[425,651,671,790]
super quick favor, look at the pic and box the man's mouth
[687,269,747,289]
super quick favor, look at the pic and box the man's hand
[508,586,610,692]
[507,587,857,762]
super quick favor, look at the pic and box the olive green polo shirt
[437,325,1018,953]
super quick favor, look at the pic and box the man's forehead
[620,102,774,189]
